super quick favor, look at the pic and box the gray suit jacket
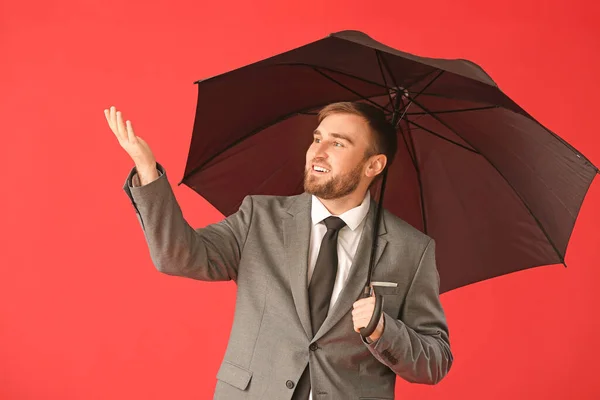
[123,162,452,400]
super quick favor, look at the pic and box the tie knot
[323,216,346,232]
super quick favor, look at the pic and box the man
[105,101,453,399]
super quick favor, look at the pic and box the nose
[313,141,328,159]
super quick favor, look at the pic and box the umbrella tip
[329,29,368,38]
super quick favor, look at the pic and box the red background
[2,0,599,398]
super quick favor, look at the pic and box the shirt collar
[311,190,371,231]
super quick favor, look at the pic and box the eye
[314,137,321,143]
[334,142,343,147]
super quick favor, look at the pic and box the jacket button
[286,380,295,389]
[309,343,318,351]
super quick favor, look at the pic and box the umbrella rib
[394,118,428,234]
[401,91,596,174]
[404,69,445,93]
[377,52,446,237]
[377,50,400,89]
[397,118,418,168]
[378,68,444,114]
[407,119,480,154]
[397,70,445,116]
[403,93,566,263]
[397,89,593,174]
[301,104,492,118]
[180,112,307,184]
[182,62,402,184]
[407,105,498,115]
[404,119,428,234]
[375,51,395,111]
[179,92,390,184]
[278,62,394,91]
[312,68,389,112]
[404,90,496,103]
[377,50,445,115]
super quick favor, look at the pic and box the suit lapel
[283,192,313,340]
[312,198,387,343]
[283,194,388,342]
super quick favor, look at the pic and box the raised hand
[104,105,158,184]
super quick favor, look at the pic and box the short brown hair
[317,101,397,170]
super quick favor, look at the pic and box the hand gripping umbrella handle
[359,285,383,338]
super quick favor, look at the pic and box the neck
[317,188,368,215]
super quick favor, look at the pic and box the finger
[352,302,366,314]
[353,298,367,308]
[116,111,127,138]
[354,297,374,308]
[352,308,374,321]
[355,309,374,320]
[126,120,136,143]
[110,106,120,139]
[354,319,368,332]
[104,109,113,133]
[105,107,116,135]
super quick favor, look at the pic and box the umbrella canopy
[178,30,598,294]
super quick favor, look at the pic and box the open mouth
[312,165,331,174]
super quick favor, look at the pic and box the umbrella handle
[359,286,384,338]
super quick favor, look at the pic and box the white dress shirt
[307,190,370,400]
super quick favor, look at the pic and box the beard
[303,159,366,200]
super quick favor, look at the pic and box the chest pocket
[373,285,402,319]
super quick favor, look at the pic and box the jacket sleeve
[122,162,253,282]
[362,238,453,384]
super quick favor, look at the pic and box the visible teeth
[313,166,330,173]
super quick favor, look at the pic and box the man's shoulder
[381,208,432,245]
[245,192,309,215]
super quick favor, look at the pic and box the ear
[365,154,387,178]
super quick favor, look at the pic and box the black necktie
[308,216,346,336]
[292,216,346,400]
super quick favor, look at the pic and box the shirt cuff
[130,164,164,187]
[362,334,380,345]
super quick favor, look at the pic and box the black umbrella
[177,30,599,337]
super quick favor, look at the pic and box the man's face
[304,113,374,199]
